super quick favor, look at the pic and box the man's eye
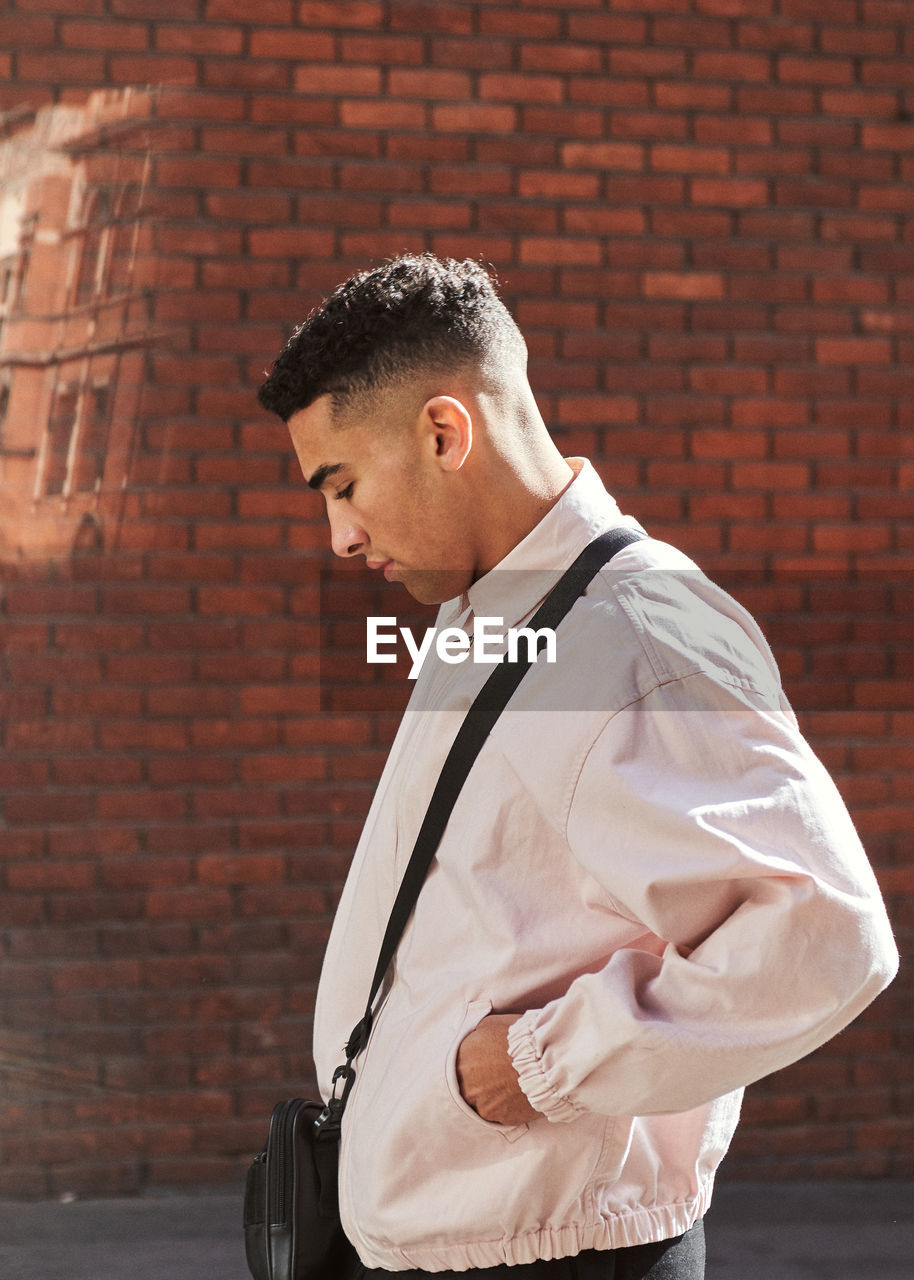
[334,482,354,501]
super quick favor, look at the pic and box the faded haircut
[257,253,527,423]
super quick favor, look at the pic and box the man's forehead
[287,393,334,438]
[287,395,341,483]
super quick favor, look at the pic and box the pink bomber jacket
[312,460,898,1273]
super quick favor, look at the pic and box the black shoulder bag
[242,528,646,1280]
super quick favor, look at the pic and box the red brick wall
[0,1,911,1195]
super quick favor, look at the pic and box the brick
[390,200,472,230]
[339,100,427,128]
[812,277,889,305]
[240,684,320,715]
[17,51,106,81]
[816,337,893,365]
[519,172,599,200]
[556,395,639,426]
[567,15,647,44]
[252,107,338,135]
[699,0,775,13]
[731,462,811,489]
[248,228,336,257]
[155,225,244,256]
[653,16,731,47]
[520,237,602,266]
[520,43,603,74]
[610,49,687,78]
[643,272,724,300]
[778,55,855,85]
[341,35,425,65]
[693,51,770,81]
[737,19,812,51]
[859,185,914,214]
[692,428,767,457]
[4,583,98,615]
[0,759,50,789]
[101,586,191,615]
[691,178,768,207]
[197,853,285,885]
[429,37,512,71]
[145,888,233,922]
[730,274,806,304]
[479,9,560,39]
[823,27,899,57]
[480,73,565,104]
[15,0,102,11]
[738,85,815,114]
[60,20,149,49]
[294,63,381,94]
[861,58,914,89]
[249,30,333,59]
[862,122,914,150]
[386,135,468,164]
[475,137,556,168]
[732,398,808,428]
[563,208,645,235]
[570,78,652,110]
[386,69,470,99]
[863,0,914,18]
[207,0,292,17]
[701,123,773,160]
[522,106,603,137]
[112,0,200,12]
[157,23,245,54]
[651,145,731,175]
[205,59,293,90]
[737,149,812,177]
[561,141,644,170]
[5,793,95,827]
[7,861,97,892]
[821,89,900,117]
[432,103,518,133]
[109,55,198,84]
[654,82,732,111]
[388,2,472,34]
[612,110,688,141]
[297,0,382,25]
[0,15,55,45]
[780,0,857,16]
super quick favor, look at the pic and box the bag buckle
[313,1063,356,1139]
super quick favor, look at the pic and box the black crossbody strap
[317,526,646,1131]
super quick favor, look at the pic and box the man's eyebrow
[307,462,344,491]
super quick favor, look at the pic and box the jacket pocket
[444,999,528,1144]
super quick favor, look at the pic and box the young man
[257,254,897,1279]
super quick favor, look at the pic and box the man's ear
[420,396,473,472]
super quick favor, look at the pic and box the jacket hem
[354,1179,715,1273]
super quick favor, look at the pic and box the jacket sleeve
[507,670,899,1122]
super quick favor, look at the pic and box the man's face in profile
[287,393,477,605]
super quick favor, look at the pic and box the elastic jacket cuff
[508,1014,584,1124]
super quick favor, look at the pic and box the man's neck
[468,448,576,580]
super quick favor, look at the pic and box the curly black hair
[257,253,526,422]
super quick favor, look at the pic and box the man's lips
[368,559,395,579]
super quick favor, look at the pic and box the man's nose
[328,511,366,558]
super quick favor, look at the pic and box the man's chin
[396,569,470,606]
